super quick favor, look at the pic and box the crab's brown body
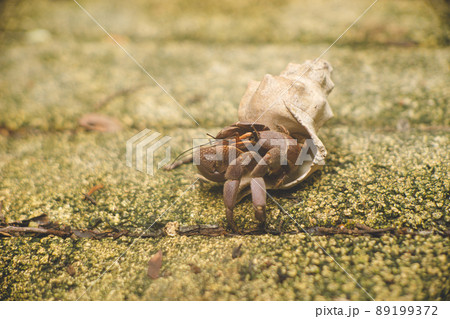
[194,122,308,232]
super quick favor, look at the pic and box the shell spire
[238,59,334,166]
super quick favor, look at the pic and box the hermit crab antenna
[168,139,214,166]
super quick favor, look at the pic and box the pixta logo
[126,129,171,176]
[191,137,318,166]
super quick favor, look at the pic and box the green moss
[1,235,448,300]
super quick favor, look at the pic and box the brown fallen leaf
[112,230,128,239]
[0,232,12,237]
[66,265,76,277]
[9,213,49,227]
[79,113,121,133]
[73,230,96,238]
[189,263,201,274]
[147,250,163,279]
[232,243,243,259]
[29,214,50,226]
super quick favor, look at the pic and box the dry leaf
[0,232,12,237]
[66,265,76,277]
[189,263,201,274]
[10,213,49,227]
[29,214,50,225]
[73,230,95,238]
[232,243,243,259]
[79,113,121,133]
[147,250,163,279]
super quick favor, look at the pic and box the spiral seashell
[238,59,334,188]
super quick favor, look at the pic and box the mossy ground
[0,0,449,300]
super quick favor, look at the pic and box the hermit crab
[167,59,334,232]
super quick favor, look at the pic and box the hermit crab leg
[223,151,258,232]
[223,180,240,233]
[248,146,293,226]
[251,147,282,178]
[250,177,266,226]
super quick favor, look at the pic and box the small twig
[86,184,104,196]
[0,213,447,239]
[0,226,70,237]
[83,194,97,205]
[313,226,397,236]
[177,224,227,236]
[355,223,375,231]
[0,200,5,224]
[83,184,104,206]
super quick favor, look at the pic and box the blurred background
[0,0,448,133]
